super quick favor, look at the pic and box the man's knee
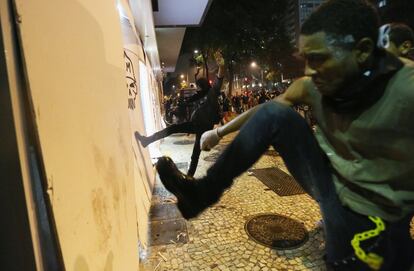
[260,101,300,122]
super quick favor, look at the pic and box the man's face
[386,41,401,56]
[299,32,360,96]
[386,40,413,58]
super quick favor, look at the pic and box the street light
[194,49,199,54]
[180,74,185,79]
[250,61,264,85]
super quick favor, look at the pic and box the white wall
[118,0,160,251]
[13,0,161,270]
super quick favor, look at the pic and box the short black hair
[390,23,414,47]
[301,0,380,48]
[196,78,211,91]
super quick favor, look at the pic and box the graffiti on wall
[124,49,138,109]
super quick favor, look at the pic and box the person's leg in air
[135,121,196,148]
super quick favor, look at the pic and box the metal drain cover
[245,214,308,249]
[174,139,194,145]
[251,167,305,196]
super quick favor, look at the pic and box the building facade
[298,0,323,26]
[285,0,323,46]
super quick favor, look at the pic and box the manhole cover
[203,152,221,162]
[245,214,308,249]
[174,139,194,145]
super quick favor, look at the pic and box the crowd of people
[221,87,315,126]
[228,89,272,114]
[163,86,289,125]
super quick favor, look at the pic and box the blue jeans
[206,102,413,270]
[146,121,213,176]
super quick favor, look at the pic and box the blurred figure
[163,95,174,124]
[219,92,231,123]
[232,94,242,114]
[258,89,269,104]
[242,92,250,112]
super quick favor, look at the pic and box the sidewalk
[140,131,327,271]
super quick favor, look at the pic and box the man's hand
[214,51,225,66]
[200,128,222,151]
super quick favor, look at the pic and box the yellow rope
[351,216,386,270]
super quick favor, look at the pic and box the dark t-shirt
[222,97,230,112]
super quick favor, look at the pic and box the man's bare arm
[274,76,313,106]
[215,51,225,79]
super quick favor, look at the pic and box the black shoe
[134,131,150,148]
[156,156,220,219]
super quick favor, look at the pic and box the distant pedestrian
[258,90,269,104]
[242,92,249,112]
[220,92,231,123]
[232,94,242,114]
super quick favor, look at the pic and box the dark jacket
[187,77,224,128]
